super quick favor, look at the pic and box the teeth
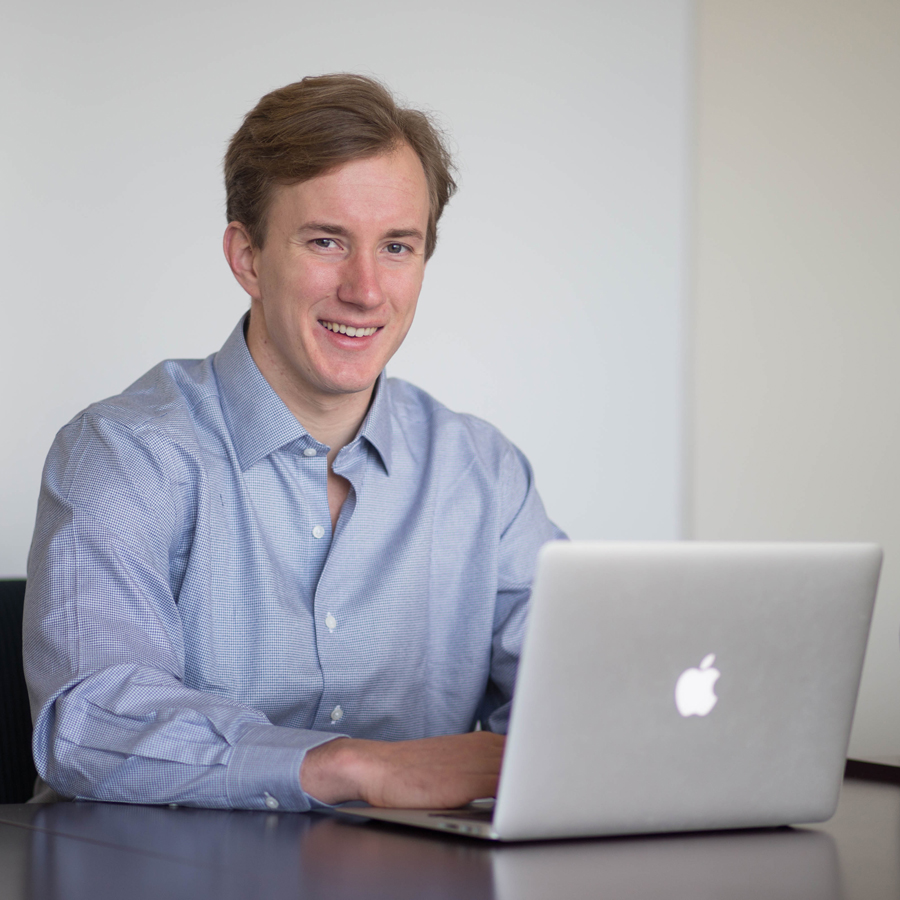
[322,321,378,337]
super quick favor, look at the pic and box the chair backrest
[0,579,37,803]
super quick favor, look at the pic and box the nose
[336,251,385,309]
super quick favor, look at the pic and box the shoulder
[382,376,529,477]
[381,378,564,548]
[79,355,218,437]
[59,355,220,446]
[47,356,220,498]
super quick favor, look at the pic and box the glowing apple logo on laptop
[674,653,720,717]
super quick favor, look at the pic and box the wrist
[300,737,372,805]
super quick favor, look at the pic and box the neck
[291,387,375,454]
[245,322,376,455]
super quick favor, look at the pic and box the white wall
[691,0,900,757]
[1,0,691,576]
[7,0,897,762]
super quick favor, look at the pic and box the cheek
[265,265,335,317]
[300,263,338,296]
[389,270,425,315]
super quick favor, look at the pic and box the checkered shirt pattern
[24,316,564,811]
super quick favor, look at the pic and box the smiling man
[24,75,564,811]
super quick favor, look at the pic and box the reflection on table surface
[1,778,898,900]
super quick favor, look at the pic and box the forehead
[268,145,430,231]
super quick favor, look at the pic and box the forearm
[34,665,344,810]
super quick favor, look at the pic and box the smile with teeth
[321,321,379,338]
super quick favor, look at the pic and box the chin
[320,371,381,397]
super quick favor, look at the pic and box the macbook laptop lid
[334,541,882,841]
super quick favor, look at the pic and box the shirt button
[264,792,279,810]
[312,525,326,539]
[303,448,317,457]
[330,705,344,723]
[325,614,337,631]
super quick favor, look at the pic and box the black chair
[0,579,37,802]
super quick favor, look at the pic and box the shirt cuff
[225,723,347,811]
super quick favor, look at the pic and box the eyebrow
[298,223,425,242]
[298,223,350,237]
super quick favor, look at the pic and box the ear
[223,222,262,300]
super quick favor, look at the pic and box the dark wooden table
[1,771,898,899]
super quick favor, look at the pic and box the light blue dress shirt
[24,316,564,811]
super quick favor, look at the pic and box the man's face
[237,143,431,410]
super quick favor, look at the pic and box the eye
[312,238,338,249]
[385,242,407,255]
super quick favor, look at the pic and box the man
[24,74,564,811]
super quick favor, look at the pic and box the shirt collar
[357,371,393,476]
[213,314,393,474]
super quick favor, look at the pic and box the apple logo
[674,653,721,717]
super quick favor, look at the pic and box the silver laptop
[334,541,882,841]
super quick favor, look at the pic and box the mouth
[320,320,380,338]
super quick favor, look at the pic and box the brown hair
[224,74,456,259]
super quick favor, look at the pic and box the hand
[300,731,505,808]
